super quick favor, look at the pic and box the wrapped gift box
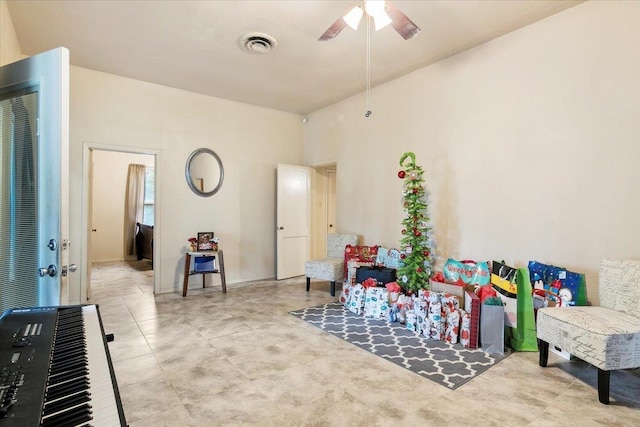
[379,248,403,269]
[430,280,465,307]
[356,266,397,285]
[344,245,379,279]
[464,290,481,349]
[406,312,417,332]
[421,317,432,339]
[347,284,366,315]
[363,287,389,319]
[388,304,398,322]
[428,302,444,340]
[413,297,427,334]
[445,310,461,344]
[339,282,353,306]
[426,291,441,306]
[440,293,460,314]
[346,260,374,285]
[459,309,471,348]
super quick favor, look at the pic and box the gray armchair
[305,234,358,296]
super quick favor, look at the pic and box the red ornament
[413,188,418,194]
[401,229,406,234]
[416,267,422,273]
[423,250,430,256]
[400,253,406,259]
[414,230,422,237]
[398,170,406,179]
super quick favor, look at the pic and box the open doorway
[81,144,160,300]
[310,164,337,259]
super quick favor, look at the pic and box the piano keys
[0,304,127,426]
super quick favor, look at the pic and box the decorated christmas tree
[397,152,435,292]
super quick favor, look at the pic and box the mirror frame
[185,148,224,197]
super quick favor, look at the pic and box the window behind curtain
[143,167,154,225]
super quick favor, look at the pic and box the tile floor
[89,261,640,426]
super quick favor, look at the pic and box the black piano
[0,304,127,426]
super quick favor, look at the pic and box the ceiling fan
[318,0,421,42]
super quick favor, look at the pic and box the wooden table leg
[219,251,227,293]
[182,253,191,297]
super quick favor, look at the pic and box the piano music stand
[182,250,227,297]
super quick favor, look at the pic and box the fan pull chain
[365,14,372,118]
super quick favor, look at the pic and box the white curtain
[124,164,146,256]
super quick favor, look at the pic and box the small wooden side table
[182,250,227,297]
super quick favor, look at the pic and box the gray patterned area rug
[290,302,509,390]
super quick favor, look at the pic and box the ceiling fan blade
[386,1,421,40]
[318,16,347,42]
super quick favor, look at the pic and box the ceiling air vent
[238,32,278,54]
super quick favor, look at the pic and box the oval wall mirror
[185,148,224,197]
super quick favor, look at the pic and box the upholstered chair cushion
[304,257,343,282]
[537,306,640,370]
[305,233,358,296]
[327,234,359,258]
[536,258,640,404]
[598,258,640,317]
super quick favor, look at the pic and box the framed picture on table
[196,232,215,251]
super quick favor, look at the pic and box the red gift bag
[477,285,497,303]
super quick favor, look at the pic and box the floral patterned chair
[537,258,640,404]
[305,234,358,296]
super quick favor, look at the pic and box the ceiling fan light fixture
[363,0,391,31]
[364,0,385,16]
[343,5,363,30]
[372,11,392,31]
[319,0,420,42]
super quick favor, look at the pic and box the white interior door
[86,148,94,299]
[276,164,310,280]
[0,47,70,311]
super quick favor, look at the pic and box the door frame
[310,163,337,259]
[80,142,162,300]
[325,167,337,237]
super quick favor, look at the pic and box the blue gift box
[194,256,216,272]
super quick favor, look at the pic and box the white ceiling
[7,0,583,115]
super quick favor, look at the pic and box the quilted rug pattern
[290,302,508,390]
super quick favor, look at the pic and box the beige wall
[304,1,640,305]
[91,151,154,262]
[70,67,304,299]
[0,0,22,65]
[4,0,639,304]
[1,5,304,299]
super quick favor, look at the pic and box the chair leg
[538,339,549,367]
[598,368,610,404]
[306,277,311,292]
[330,281,336,297]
